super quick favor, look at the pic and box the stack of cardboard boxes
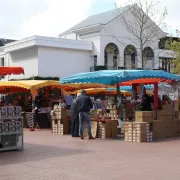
[96,120,118,139]
[124,103,180,142]
[154,103,180,139]
[125,122,153,142]
[51,106,70,135]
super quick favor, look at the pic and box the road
[0,129,180,180]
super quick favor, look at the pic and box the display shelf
[0,146,23,152]
[0,116,23,120]
[0,132,22,135]
[0,116,23,152]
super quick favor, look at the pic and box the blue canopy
[61,70,180,85]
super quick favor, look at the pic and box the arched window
[142,47,154,69]
[142,47,154,60]
[124,45,137,69]
[104,43,119,68]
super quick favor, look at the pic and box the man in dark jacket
[71,93,80,137]
[76,90,94,139]
[33,89,43,129]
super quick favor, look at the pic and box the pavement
[1,129,180,180]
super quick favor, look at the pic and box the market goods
[51,106,69,135]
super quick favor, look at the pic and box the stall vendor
[141,94,152,111]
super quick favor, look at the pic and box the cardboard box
[124,122,133,128]
[156,110,166,121]
[135,111,154,122]
[99,121,112,138]
[166,115,173,121]
[173,111,179,120]
[163,104,173,116]
[153,120,166,139]
[111,120,118,138]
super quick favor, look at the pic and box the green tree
[168,40,180,74]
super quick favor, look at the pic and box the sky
[0,0,179,40]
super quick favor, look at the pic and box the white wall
[8,47,38,79]
[80,35,101,66]
[38,46,92,79]
[61,33,77,40]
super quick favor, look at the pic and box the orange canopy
[0,67,24,75]
[61,83,112,92]
[119,78,173,86]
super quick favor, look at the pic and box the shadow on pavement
[0,143,92,165]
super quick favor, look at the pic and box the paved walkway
[1,129,180,180]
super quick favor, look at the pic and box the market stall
[0,80,61,130]
[61,70,180,142]
[0,66,24,152]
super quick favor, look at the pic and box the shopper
[76,90,94,140]
[71,93,81,137]
[30,89,43,131]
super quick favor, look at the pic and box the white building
[0,5,172,80]
[0,36,93,80]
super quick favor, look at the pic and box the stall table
[24,112,51,129]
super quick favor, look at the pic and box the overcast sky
[0,0,179,39]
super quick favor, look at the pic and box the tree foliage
[168,41,180,74]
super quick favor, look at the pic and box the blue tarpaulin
[61,70,180,85]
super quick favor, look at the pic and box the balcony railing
[90,66,127,72]
[90,66,170,72]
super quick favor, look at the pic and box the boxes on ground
[51,108,67,121]
[135,111,154,123]
[153,120,166,139]
[125,122,153,142]
[124,122,133,141]
[173,111,179,120]
[172,120,180,137]
[124,122,133,142]
[111,120,118,138]
[51,106,70,135]
[156,110,166,121]
[165,120,173,137]
[97,121,112,139]
[101,121,112,139]
[163,103,173,116]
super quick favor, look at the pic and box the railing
[90,66,170,72]
[90,66,126,72]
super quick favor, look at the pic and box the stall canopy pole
[116,77,122,119]
[154,83,158,111]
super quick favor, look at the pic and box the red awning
[0,67,24,75]
[118,78,174,86]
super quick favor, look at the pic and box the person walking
[31,89,43,131]
[71,93,81,137]
[76,90,94,140]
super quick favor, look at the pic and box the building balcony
[90,66,171,72]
